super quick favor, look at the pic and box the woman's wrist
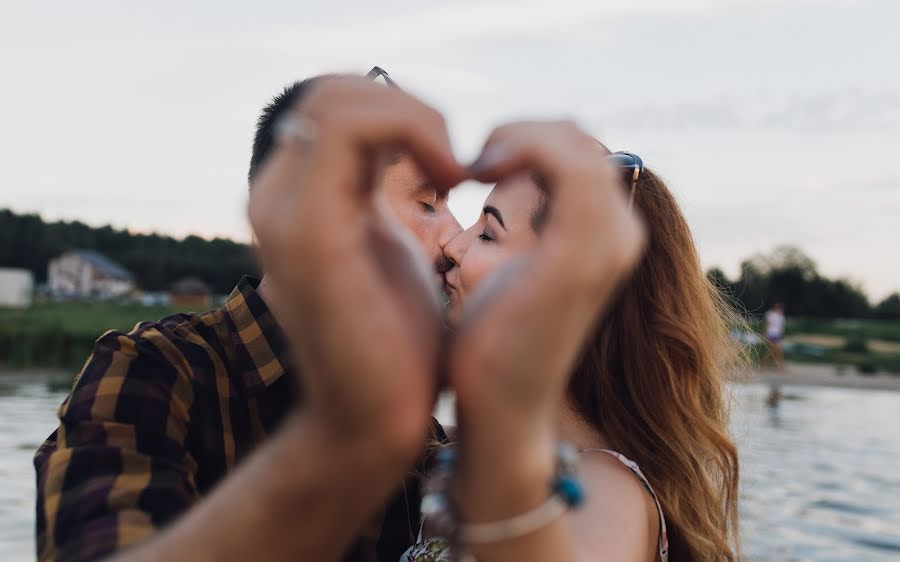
[454,417,558,524]
[442,430,581,562]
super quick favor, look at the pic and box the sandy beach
[748,362,900,392]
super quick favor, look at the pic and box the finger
[250,78,466,262]
[467,121,591,181]
[468,121,622,236]
[471,122,647,290]
[246,147,306,254]
[300,77,467,193]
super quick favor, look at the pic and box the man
[34,71,461,562]
[34,72,641,562]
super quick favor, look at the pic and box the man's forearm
[110,412,412,562]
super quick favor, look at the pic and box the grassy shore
[0,302,179,370]
[750,317,900,376]
[787,317,900,342]
[2,304,899,375]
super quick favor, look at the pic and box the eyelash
[478,232,494,242]
[421,202,436,214]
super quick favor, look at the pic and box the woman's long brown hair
[565,168,744,561]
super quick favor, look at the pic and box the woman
[406,143,743,561]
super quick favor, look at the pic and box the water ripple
[2,376,899,561]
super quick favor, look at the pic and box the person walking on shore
[765,302,786,406]
[765,303,786,371]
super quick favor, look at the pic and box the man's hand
[102,82,466,562]
[249,77,467,459]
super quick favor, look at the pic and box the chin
[442,300,462,330]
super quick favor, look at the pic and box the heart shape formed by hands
[247,77,647,485]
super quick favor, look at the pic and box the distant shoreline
[742,363,900,392]
[0,368,73,378]
[4,362,900,392]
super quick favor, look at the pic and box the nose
[442,225,468,269]
[438,212,463,257]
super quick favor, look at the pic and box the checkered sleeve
[34,326,200,562]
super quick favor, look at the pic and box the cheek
[459,240,537,296]
[459,245,500,294]
[396,206,434,244]
[406,217,430,242]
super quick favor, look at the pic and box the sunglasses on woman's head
[606,151,643,209]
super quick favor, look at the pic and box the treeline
[3,209,898,320]
[708,246,900,320]
[0,209,259,294]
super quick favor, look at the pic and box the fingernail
[469,145,508,175]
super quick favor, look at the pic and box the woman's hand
[448,122,647,551]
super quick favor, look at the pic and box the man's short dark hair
[248,76,326,184]
[249,70,398,184]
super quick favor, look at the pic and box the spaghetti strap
[580,448,669,562]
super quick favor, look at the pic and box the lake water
[2,374,899,561]
[730,384,900,561]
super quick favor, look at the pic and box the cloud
[255,0,865,62]
[0,0,894,299]
[760,90,900,132]
[596,89,900,133]
[601,99,745,131]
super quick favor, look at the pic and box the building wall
[93,278,134,299]
[47,254,134,299]
[48,254,84,295]
[0,269,34,308]
[170,293,213,310]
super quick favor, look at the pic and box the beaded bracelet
[420,442,585,550]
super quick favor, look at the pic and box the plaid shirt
[35,276,432,562]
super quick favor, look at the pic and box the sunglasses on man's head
[366,66,398,87]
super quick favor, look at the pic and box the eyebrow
[412,182,442,203]
[412,181,432,193]
[483,205,506,229]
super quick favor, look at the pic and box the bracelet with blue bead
[419,441,586,550]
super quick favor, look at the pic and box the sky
[1,0,898,299]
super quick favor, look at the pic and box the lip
[442,274,457,294]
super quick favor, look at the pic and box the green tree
[712,245,873,319]
[874,293,900,320]
[0,209,259,294]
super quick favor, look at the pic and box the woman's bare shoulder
[566,452,659,562]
